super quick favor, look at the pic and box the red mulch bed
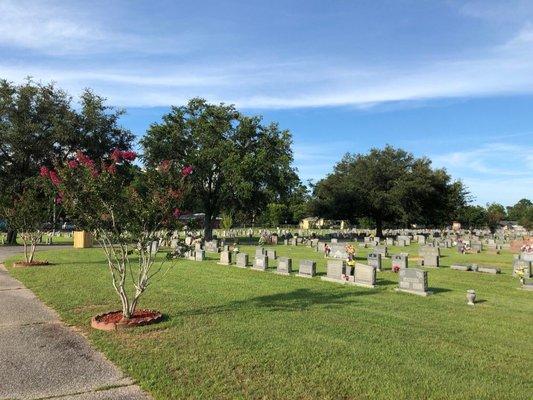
[91,309,163,331]
[12,260,50,268]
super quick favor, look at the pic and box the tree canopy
[507,199,533,229]
[141,98,299,239]
[0,79,133,242]
[311,146,467,236]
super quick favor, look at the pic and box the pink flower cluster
[75,151,99,177]
[40,166,62,187]
[181,165,193,177]
[67,160,79,169]
[111,148,137,163]
[40,166,50,178]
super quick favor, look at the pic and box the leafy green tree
[0,177,55,262]
[486,203,506,233]
[519,207,533,230]
[287,182,311,223]
[507,199,532,222]
[141,98,298,239]
[0,79,133,243]
[263,203,290,227]
[456,205,487,229]
[311,146,466,237]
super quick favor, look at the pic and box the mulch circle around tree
[91,309,163,331]
[12,261,50,268]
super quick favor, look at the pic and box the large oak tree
[311,146,467,237]
[141,98,299,239]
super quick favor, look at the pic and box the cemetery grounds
[5,240,532,399]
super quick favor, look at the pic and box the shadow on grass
[176,287,378,316]
[430,287,452,294]
[376,278,397,287]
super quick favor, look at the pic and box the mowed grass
[6,243,533,400]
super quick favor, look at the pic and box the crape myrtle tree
[141,98,299,240]
[0,176,55,263]
[0,79,133,243]
[311,146,467,237]
[47,149,192,320]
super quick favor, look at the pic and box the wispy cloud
[431,142,533,203]
[0,0,191,55]
[2,0,533,109]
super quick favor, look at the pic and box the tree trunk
[6,229,17,245]
[204,212,213,240]
[375,218,383,238]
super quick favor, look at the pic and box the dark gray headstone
[396,268,431,296]
[374,246,388,257]
[422,254,439,268]
[367,253,382,271]
[391,254,408,270]
[477,265,501,274]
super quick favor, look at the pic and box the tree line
[1,79,531,241]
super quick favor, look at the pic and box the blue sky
[1,0,532,205]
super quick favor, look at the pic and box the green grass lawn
[5,243,533,399]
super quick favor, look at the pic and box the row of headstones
[322,259,431,295]
[217,248,318,278]
[192,243,515,296]
[216,248,430,295]
[0,234,56,245]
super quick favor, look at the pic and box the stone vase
[466,289,476,306]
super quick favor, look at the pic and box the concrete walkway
[0,246,151,400]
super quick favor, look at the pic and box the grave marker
[236,253,249,268]
[253,254,268,271]
[396,268,432,296]
[298,260,316,278]
[276,257,292,275]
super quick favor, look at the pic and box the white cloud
[0,0,189,55]
[3,25,533,109]
[459,0,533,23]
[2,0,533,110]
[431,142,533,204]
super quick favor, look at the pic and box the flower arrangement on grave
[392,265,401,273]
[515,266,526,284]
[44,151,192,327]
[346,244,356,266]
[521,244,533,253]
